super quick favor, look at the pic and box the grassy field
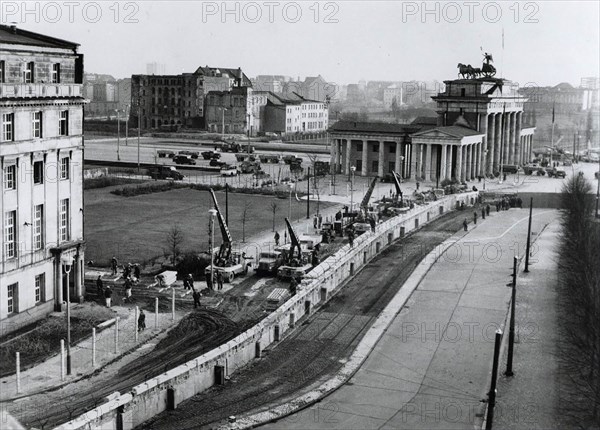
[84,187,337,266]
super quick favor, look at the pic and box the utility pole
[486,329,503,430]
[525,197,533,272]
[225,183,229,226]
[116,109,121,161]
[137,99,141,172]
[306,167,310,219]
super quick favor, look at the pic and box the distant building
[131,66,251,130]
[383,84,403,108]
[1,24,86,333]
[204,86,252,134]
[146,62,166,75]
[257,92,329,135]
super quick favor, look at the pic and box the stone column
[415,144,422,179]
[510,112,518,163]
[75,253,83,301]
[440,144,447,181]
[515,112,523,165]
[486,113,495,175]
[447,145,454,180]
[361,140,368,176]
[395,142,401,176]
[455,145,463,182]
[344,139,351,174]
[465,144,472,180]
[424,144,432,181]
[503,112,511,166]
[378,141,385,177]
[493,113,502,174]
[462,146,468,182]
[475,142,481,179]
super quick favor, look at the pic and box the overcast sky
[3,1,599,87]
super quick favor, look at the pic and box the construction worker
[274,231,280,246]
[193,290,202,308]
[216,271,224,290]
[473,211,478,225]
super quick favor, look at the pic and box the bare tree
[240,202,252,243]
[270,201,278,231]
[165,224,184,265]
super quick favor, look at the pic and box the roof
[411,116,438,126]
[193,66,252,86]
[412,125,483,138]
[0,24,78,50]
[329,121,420,134]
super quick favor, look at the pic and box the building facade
[383,84,403,108]
[1,25,85,334]
[131,66,251,131]
[204,86,252,134]
[330,75,536,182]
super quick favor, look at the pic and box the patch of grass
[84,176,144,190]
[0,304,116,377]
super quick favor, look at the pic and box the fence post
[92,328,96,367]
[134,306,139,343]
[172,288,175,321]
[60,339,65,381]
[155,297,159,329]
[114,317,120,354]
[16,352,21,394]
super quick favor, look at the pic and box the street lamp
[208,209,217,287]
[288,182,294,221]
[350,166,356,213]
[61,256,73,375]
[115,109,121,161]
[124,104,130,147]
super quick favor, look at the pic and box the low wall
[57,192,478,430]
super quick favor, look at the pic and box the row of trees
[558,175,600,427]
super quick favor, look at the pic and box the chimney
[10,23,17,33]
[237,67,243,87]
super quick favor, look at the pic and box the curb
[218,213,479,429]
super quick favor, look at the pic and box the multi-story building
[383,84,403,108]
[1,24,85,334]
[257,92,329,135]
[204,86,252,134]
[131,66,251,130]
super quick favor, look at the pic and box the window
[4,210,16,259]
[32,111,42,138]
[59,199,69,242]
[372,161,379,172]
[461,88,466,97]
[389,145,396,154]
[52,63,60,83]
[33,161,44,184]
[372,143,379,152]
[356,144,362,152]
[355,160,362,172]
[24,62,34,83]
[60,157,69,180]
[34,204,44,250]
[3,165,16,190]
[59,111,68,136]
[0,60,4,83]
[7,283,17,314]
[35,274,45,303]
[2,113,14,142]
[388,161,396,173]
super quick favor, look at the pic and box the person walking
[193,290,202,308]
[473,211,478,225]
[138,310,146,332]
[289,277,298,296]
[313,214,318,229]
[187,274,195,291]
[318,214,323,229]
[274,231,280,246]
[481,207,486,220]
[104,286,112,308]
[486,204,491,216]
[111,256,118,276]
[96,275,104,296]
[124,278,132,303]
[463,218,468,231]
[216,271,224,290]
[206,273,213,291]
[133,264,141,280]
[347,227,355,247]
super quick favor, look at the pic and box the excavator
[277,218,313,280]
[352,176,379,234]
[204,188,253,283]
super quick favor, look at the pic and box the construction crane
[209,188,233,263]
[392,171,404,206]
[283,217,302,266]
[277,217,312,280]
[353,176,379,234]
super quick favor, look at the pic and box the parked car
[147,166,184,180]
[209,159,226,168]
[202,151,220,160]
[173,155,196,165]
[546,167,566,178]
[157,150,175,158]
[220,165,239,176]
[178,150,199,159]
[502,164,520,174]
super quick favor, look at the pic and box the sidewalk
[254,207,559,429]
[0,305,183,401]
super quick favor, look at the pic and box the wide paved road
[142,209,472,429]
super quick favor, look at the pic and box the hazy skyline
[2,1,599,87]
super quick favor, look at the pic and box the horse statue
[457,63,475,79]
[481,52,496,77]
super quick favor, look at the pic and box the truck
[277,218,314,280]
[147,165,184,180]
[256,248,285,275]
[240,160,262,174]
[204,189,253,283]
[173,155,196,165]
[220,165,239,176]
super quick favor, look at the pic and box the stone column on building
[462,145,468,182]
[440,144,447,181]
[54,257,63,311]
[415,144,422,180]
[378,141,385,177]
[395,142,401,176]
[455,145,463,182]
[510,112,518,164]
[465,144,472,181]
[75,253,83,302]
[474,142,480,179]
[330,139,337,171]
[361,140,368,176]
[424,144,432,181]
[515,112,523,165]
[479,113,488,177]
[503,112,511,167]
[486,114,495,175]
[529,135,533,161]
[345,139,351,175]
[493,113,502,174]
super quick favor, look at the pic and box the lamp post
[288,183,293,221]
[61,256,73,375]
[115,109,121,161]
[208,209,217,288]
[124,104,129,146]
[350,166,356,213]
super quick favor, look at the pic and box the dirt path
[142,211,468,429]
